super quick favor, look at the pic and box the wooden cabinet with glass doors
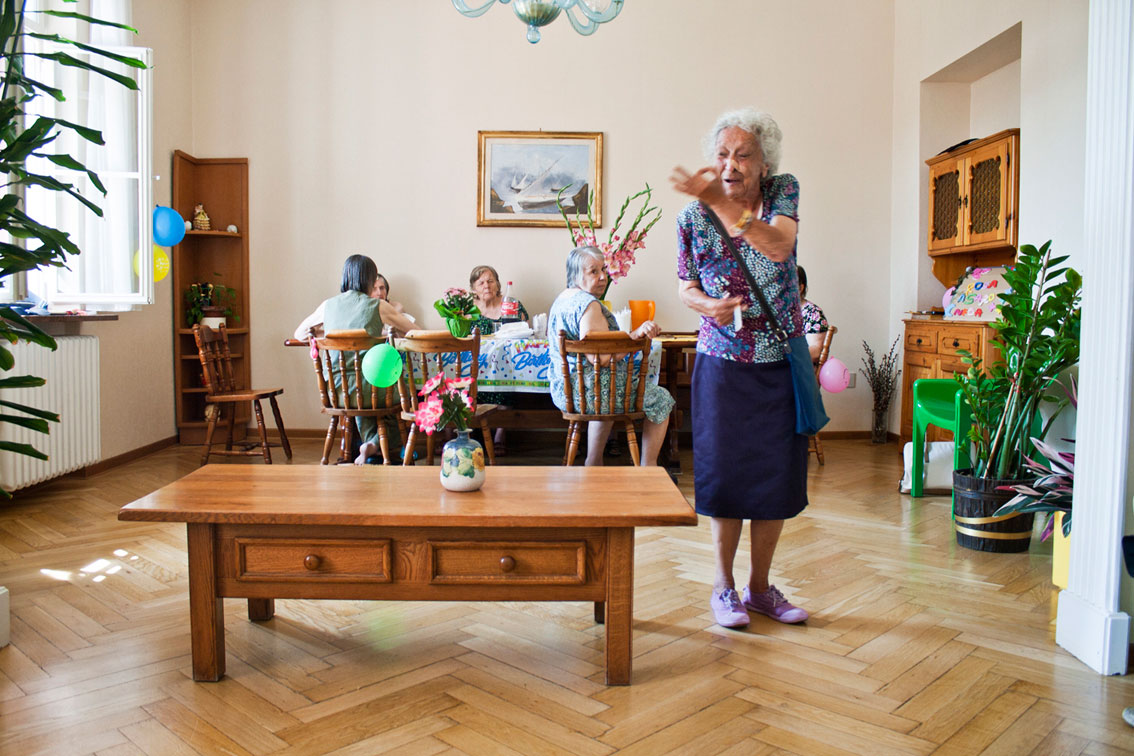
[925,128,1019,286]
[171,151,251,444]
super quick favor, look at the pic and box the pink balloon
[819,357,850,393]
[942,286,955,312]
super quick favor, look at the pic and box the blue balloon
[153,206,186,246]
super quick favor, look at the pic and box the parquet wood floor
[1,438,1132,755]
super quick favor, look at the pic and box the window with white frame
[21,0,152,311]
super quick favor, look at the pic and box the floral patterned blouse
[676,173,804,364]
[801,300,828,334]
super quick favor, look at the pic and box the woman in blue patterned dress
[670,108,811,629]
[547,246,674,466]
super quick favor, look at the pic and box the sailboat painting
[477,131,603,227]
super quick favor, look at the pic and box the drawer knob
[303,554,321,571]
[952,339,960,347]
[916,338,923,345]
[500,556,516,573]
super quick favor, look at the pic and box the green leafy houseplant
[954,241,1083,480]
[995,377,1076,540]
[185,279,238,326]
[0,0,145,496]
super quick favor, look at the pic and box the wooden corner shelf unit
[171,150,251,445]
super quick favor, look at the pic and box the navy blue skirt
[691,353,809,520]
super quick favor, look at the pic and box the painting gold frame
[477,130,603,227]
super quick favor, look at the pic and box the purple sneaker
[710,588,750,628]
[742,585,809,624]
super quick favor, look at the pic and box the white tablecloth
[425,338,663,394]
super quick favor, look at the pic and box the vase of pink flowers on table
[557,183,662,301]
[414,373,485,491]
[433,287,480,338]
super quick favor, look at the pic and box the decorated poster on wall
[944,266,1011,322]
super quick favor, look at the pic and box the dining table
[285,333,695,463]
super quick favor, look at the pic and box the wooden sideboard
[899,317,999,445]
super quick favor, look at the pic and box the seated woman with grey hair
[547,245,674,467]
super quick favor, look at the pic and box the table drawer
[937,328,977,357]
[235,538,392,583]
[906,328,937,353]
[428,540,587,585]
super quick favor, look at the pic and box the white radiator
[0,335,100,491]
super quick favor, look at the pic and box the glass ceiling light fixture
[452,0,624,44]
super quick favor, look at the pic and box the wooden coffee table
[118,465,696,685]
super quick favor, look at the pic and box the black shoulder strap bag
[700,203,830,436]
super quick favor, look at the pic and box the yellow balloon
[133,245,171,282]
[153,245,170,282]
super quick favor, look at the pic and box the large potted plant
[952,241,1082,552]
[0,1,145,496]
[995,376,1076,584]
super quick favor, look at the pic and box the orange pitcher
[629,300,655,331]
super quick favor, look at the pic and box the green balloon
[362,343,403,388]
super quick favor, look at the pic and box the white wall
[890,0,1088,394]
[173,0,896,434]
[970,59,1021,137]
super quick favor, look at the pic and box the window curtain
[25,0,140,311]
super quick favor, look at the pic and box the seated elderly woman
[295,254,416,464]
[469,264,529,454]
[547,246,674,466]
[470,264,529,334]
[295,269,416,341]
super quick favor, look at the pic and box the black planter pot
[952,468,1035,553]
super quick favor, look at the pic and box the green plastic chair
[910,378,972,500]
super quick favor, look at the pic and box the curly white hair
[703,107,783,175]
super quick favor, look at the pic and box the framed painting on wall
[477,130,602,227]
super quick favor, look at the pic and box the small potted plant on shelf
[952,241,1082,553]
[186,277,239,328]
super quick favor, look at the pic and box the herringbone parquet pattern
[1,438,1132,755]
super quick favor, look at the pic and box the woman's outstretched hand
[670,165,725,205]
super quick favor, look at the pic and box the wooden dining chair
[808,325,837,465]
[557,329,651,466]
[394,329,497,466]
[193,323,292,465]
[312,329,404,465]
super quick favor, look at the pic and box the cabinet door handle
[500,556,516,573]
[304,554,321,571]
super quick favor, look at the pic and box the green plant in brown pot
[952,241,1082,552]
[185,276,239,326]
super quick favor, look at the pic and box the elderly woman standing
[547,246,674,466]
[670,108,810,629]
